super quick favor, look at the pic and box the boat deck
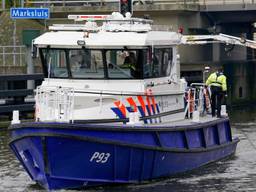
[155,114,221,127]
[115,114,228,130]
[10,114,228,131]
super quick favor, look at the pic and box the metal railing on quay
[23,0,198,7]
[1,0,255,9]
[199,0,255,5]
[23,0,255,7]
[1,0,256,9]
[0,45,26,67]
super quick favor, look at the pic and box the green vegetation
[0,11,44,45]
[0,10,44,72]
[0,0,24,9]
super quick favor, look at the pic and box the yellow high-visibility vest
[206,72,227,91]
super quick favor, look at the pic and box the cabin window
[40,47,172,80]
[42,49,68,78]
[144,47,173,78]
[106,50,142,79]
[69,49,104,78]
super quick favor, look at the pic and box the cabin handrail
[49,89,185,97]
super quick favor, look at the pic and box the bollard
[134,111,140,123]
[11,110,21,124]
[221,105,228,117]
[192,110,200,122]
[127,112,135,125]
[127,112,141,125]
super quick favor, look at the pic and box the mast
[119,0,133,16]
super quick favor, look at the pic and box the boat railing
[35,85,185,122]
[35,86,74,123]
[184,83,211,119]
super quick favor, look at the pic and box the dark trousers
[210,86,223,117]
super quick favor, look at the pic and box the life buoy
[203,87,210,111]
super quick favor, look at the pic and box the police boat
[8,11,256,190]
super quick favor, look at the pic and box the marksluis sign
[10,8,50,19]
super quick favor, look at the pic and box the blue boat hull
[9,118,239,190]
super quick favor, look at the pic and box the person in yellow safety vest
[206,66,227,118]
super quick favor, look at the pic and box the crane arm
[181,33,256,49]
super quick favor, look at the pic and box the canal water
[0,106,256,192]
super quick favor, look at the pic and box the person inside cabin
[123,51,138,78]
[205,66,227,118]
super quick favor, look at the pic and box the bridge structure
[0,0,255,106]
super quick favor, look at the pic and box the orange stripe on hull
[126,97,138,112]
[151,96,157,113]
[137,95,146,114]
[114,100,127,118]
[146,96,153,114]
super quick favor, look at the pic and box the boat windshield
[40,47,173,79]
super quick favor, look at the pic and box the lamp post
[13,1,17,67]
[2,0,5,10]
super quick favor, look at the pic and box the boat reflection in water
[9,12,256,190]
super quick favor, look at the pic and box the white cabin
[33,12,187,123]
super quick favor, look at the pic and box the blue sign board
[10,8,50,19]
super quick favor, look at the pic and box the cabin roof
[33,30,182,48]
